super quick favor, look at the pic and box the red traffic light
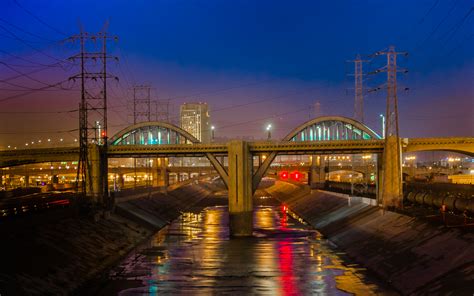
[280,171,289,179]
[290,171,301,181]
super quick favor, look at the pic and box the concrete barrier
[265,181,474,295]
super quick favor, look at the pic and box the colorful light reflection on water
[107,205,394,295]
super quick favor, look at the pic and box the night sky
[0,0,473,148]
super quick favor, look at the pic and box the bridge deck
[0,137,472,167]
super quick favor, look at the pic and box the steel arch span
[107,121,229,187]
[253,116,381,192]
[284,116,381,141]
[108,121,200,146]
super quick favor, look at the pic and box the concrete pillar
[228,140,253,236]
[381,136,403,208]
[376,153,383,206]
[118,174,125,189]
[309,155,319,188]
[24,174,30,188]
[86,144,103,203]
[152,158,159,187]
[157,158,169,188]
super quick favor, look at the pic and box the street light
[405,156,416,179]
[211,125,215,141]
[266,124,272,140]
[379,114,385,139]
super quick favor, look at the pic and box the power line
[167,78,277,100]
[0,17,56,42]
[0,23,70,64]
[0,79,74,103]
[0,48,68,68]
[219,106,309,130]
[12,0,68,37]
[439,6,473,45]
[0,128,78,134]
[0,109,77,114]
[415,0,460,51]
[0,62,65,82]
[0,61,71,89]
[418,0,440,24]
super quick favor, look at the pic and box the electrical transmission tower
[348,54,368,123]
[132,85,152,123]
[313,101,321,118]
[375,46,407,139]
[353,54,365,123]
[373,45,408,209]
[69,29,118,202]
[153,99,171,122]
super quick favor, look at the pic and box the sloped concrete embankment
[265,181,474,295]
[0,183,217,295]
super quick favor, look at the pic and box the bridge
[1,116,473,235]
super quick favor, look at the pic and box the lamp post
[266,124,272,140]
[379,114,385,139]
[405,156,416,180]
[211,125,215,142]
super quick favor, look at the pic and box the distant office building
[180,102,211,143]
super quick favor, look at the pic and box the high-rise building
[180,102,211,143]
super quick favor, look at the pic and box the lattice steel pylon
[313,101,321,118]
[69,28,118,203]
[354,54,364,123]
[153,99,171,122]
[132,85,152,124]
[374,45,408,209]
[348,54,368,123]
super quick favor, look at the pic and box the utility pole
[69,27,118,205]
[348,54,368,123]
[372,45,408,209]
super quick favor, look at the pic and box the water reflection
[107,205,393,295]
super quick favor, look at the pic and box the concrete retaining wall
[266,181,474,295]
[0,183,216,295]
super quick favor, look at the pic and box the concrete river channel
[92,197,396,295]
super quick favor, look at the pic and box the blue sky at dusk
[0,0,472,147]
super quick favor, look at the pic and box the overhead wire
[12,0,69,37]
[0,23,71,65]
[414,0,461,52]
[418,0,440,24]
[0,48,68,68]
[0,17,57,42]
[0,61,72,90]
[439,6,473,45]
[0,79,76,103]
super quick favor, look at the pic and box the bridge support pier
[376,153,383,206]
[381,136,403,208]
[309,155,319,188]
[86,144,108,203]
[228,140,253,237]
[154,158,169,189]
[24,174,30,188]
